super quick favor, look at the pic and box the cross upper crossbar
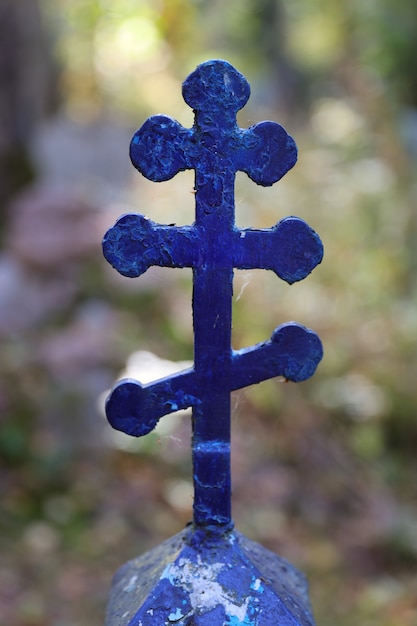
[103,59,323,528]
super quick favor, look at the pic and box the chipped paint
[163,557,251,622]
[123,575,138,593]
[167,607,185,621]
[105,527,316,625]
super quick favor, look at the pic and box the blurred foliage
[1,1,417,625]
[40,0,417,116]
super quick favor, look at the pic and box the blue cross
[103,60,323,529]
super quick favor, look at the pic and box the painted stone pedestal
[105,525,315,626]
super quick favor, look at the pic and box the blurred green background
[1,1,416,624]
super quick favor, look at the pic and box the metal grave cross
[103,59,323,529]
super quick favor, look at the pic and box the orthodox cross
[103,59,323,529]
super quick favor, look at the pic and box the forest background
[1,1,417,624]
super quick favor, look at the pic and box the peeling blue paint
[105,526,316,626]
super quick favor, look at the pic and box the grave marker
[103,59,323,626]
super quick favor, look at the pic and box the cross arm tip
[241,121,298,186]
[130,115,192,182]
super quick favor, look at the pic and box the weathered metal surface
[103,59,323,527]
[103,59,322,624]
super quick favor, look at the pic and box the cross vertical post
[190,88,240,528]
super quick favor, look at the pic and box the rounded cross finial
[182,59,250,113]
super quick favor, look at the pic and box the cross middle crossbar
[104,213,321,284]
[103,59,324,528]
